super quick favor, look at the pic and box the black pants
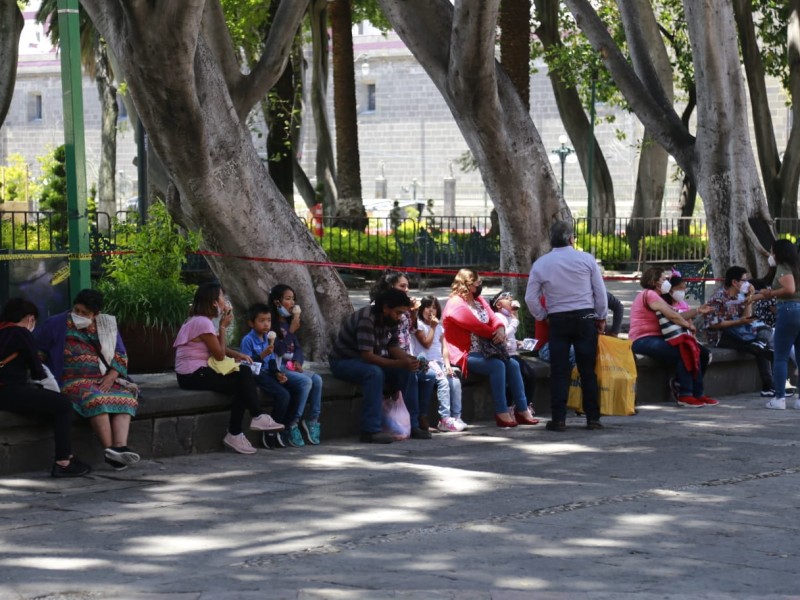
[0,384,73,460]
[718,332,774,391]
[548,309,600,422]
[176,367,261,435]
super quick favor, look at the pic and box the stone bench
[0,348,761,476]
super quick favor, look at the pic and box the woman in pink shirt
[630,267,715,407]
[173,282,283,455]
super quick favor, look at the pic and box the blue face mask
[277,305,291,318]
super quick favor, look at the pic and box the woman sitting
[442,268,537,428]
[37,289,141,470]
[630,268,716,407]
[173,282,284,455]
[1,298,91,477]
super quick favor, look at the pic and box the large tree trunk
[290,39,317,210]
[309,0,338,214]
[80,0,350,359]
[620,0,672,257]
[534,0,615,233]
[564,0,771,276]
[0,1,23,128]
[266,54,295,205]
[499,0,531,111]
[779,0,800,221]
[330,0,366,230]
[95,41,118,226]
[378,0,569,300]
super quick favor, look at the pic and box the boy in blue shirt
[240,303,312,448]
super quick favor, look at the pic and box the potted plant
[97,201,199,373]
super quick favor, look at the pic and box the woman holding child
[629,267,716,407]
[442,268,537,428]
[173,282,283,455]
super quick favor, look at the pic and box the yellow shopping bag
[567,335,637,416]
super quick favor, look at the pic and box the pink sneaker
[437,417,460,432]
[250,414,285,432]
[223,433,257,454]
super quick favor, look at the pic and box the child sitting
[414,295,466,432]
[240,303,313,449]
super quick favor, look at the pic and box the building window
[28,93,42,121]
[366,84,376,112]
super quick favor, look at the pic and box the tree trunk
[378,0,569,302]
[564,0,771,275]
[266,54,295,205]
[80,0,350,359]
[95,41,118,226]
[622,0,672,259]
[499,0,531,111]
[290,39,317,210]
[309,0,338,213]
[330,0,367,230]
[779,0,800,221]
[0,1,23,128]
[534,0,615,233]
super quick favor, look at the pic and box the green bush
[642,234,708,261]
[576,232,630,268]
[319,227,400,266]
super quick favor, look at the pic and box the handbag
[477,336,509,361]
[725,324,757,343]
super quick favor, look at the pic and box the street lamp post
[550,134,574,202]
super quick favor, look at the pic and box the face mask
[473,285,483,298]
[71,313,93,329]
[277,305,291,318]
[768,255,777,267]
[660,280,671,294]
[740,281,751,294]
[672,291,686,303]
[500,308,511,316]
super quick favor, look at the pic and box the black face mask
[473,285,483,298]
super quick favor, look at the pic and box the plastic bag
[381,391,411,440]
[567,335,636,416]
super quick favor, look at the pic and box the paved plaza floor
[1,391,799,599]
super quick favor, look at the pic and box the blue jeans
[432,361,463,419]
[548,310,599,422]
[773,301,800,398]
[466,353,527,414]
[254,369,311,426]
[631,335,709,398]
[293,368,323,420]
[417,367,436,425]
[329,358,416,433]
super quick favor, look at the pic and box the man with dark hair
[703,265,775,396]
[525,220,608,431]
[329,288,423,443]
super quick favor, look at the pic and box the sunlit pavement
[1,391,798,599]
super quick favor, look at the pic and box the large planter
[119,324,176,374]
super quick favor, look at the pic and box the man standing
[525,220,608,431]
[328,287,428,443]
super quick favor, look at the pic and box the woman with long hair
[756,239,800,409]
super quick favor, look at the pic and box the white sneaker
[765,398,786,410]
[453,418,468,431]
[792,399,800,410]
[223,432,257,454]
[250,414,285,432]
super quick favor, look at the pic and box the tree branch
[202,0,245,97]
[234,0,310,119]
[0,0,23,127]
[563,0,695,168]
[449,0,500,93]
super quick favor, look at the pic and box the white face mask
[768,255,777,267]
[740,281,751,294]
[672,291,686,303]
[71,313,93,329]
[660,280,672,294]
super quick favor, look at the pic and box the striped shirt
[328,304,400,361]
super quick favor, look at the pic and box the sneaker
[760,389,777,398]
[668,377,680,402]
[104,456,129,471]
[785,387,797,398]
[262,431,286,450]
[697,395,719,405]
[286,425,305,447]
[437,417,460,432]
[411,427,433,439]
[250,414,285,432]
[677,395,705,407]
[359,431,394,444]
[300,420,321,445]
[51,458,91,478]
[223,432,257,454]
[453,418,468,431]
[765,397,786,410]
[104,446,141,465]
